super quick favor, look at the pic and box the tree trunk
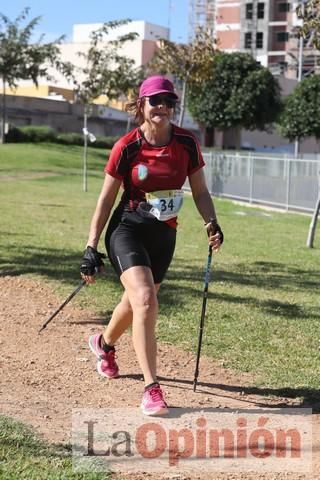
[306,191,320,248]
[178,78,187,128]
[222,126,241,150]
[1,76,6,144]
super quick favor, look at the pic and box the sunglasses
[147,94,177,108]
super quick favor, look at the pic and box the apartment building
[190,0,319,78]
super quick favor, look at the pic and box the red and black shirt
[105,125,205,227]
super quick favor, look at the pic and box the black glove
[213,223,224,245]
[80,246,106,276]
[206,219,224,245]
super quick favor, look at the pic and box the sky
[2,0,190,43]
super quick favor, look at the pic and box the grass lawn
[1,142,320,399]
[0,415,109,479]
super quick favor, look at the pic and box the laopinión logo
[72,408,312,475]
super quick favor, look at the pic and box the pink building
[189,0,319,78]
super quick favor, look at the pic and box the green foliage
[19,125,56,142]
[0,7,72,143]
[149,28,216,84]
[4,126,25,143]
[56,133,119,149]
[93,135,120,149]
[0,8,65,89]
[298,0,320,49]
[1,143,320,396]
[74,20,144,106]
[148,28,216,125]
[6,125,56,143]
[55,132,84,146]
[0,415,109,479]
[188,52,282,131]
[277,74,320,140]
[5,125,118,148]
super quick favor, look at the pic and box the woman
[80,75,223,416]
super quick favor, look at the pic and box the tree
[0,8,72,143]
[148,29,216,127]
[72,20,143,191]
[279,75,320,249]
[298,0,320,48]
[187,52,282,146]
[73,20,142,106]
[71,20,143,191]
[297,1,320,248]
[278,75,320,141]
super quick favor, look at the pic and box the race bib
[144,189,184,221]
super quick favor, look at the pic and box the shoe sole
[141,406,169,416]
[88,336,119,379]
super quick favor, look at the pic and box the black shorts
[105,207,176,284]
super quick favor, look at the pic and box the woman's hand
[205,221,224,252]
[80,246,106,284]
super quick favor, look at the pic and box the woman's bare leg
[119,266,158,386]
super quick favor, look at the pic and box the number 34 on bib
[145,189,184,221]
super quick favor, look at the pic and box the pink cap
[139,75,178,99]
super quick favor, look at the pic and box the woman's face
[141,94,176,127]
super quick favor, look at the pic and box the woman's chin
[151,115,169,125]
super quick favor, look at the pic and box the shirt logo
[138,164,148,181]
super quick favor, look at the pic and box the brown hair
[125,98,145,125]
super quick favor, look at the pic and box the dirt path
[0,275,319,480]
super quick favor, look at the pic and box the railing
[190,152,320,213]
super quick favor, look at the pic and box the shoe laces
[148,385,163,402]
[104,349,116,367]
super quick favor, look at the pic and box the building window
[245,32,252,48]
[246,3,253,19]
[257,3,265,19]
[276,32,289,42]
[278,3,290,13]
[256,32,263,49]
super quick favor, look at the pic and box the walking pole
[193,245,213,392]
[38,280,86,333]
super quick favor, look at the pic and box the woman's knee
[131,287,158,317]
[119,293,133,315]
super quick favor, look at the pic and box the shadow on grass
[157,375,320,412]
[0,244,118,285]
[1,245,319,411]
[1,246,319,322]
[167,258,320,292]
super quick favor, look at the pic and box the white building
[14,20,170,95]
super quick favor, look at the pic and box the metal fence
[195,152,320,213]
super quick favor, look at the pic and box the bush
[6,125,119,148]
[93,135,119,149]
[5,126,26,143]
[55,132,84,146]
[19,125,57,142]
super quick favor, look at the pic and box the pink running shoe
[88,334,119,379]
[141,383,169,416]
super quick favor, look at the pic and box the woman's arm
[86,173,122,249]
[189,168,217,224]
[189,168,223,251]
[81,173,122,283]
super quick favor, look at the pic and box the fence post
[210,150,214,195]
[285,156,291,211]
[249,153,254,204]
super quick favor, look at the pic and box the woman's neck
[140,123,172,146]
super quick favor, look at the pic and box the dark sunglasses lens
[149,95,176,108]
